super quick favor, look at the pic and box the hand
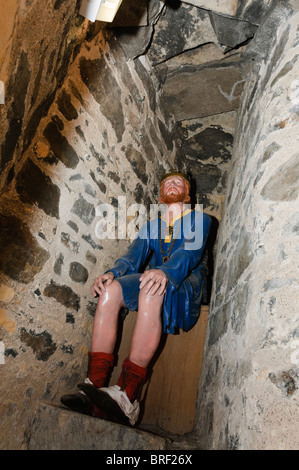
[91,272,115,297]
[139,269,168,296]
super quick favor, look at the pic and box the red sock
[117,358,147,402]
[88,351,114,388]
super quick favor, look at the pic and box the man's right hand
[91,272,115,297]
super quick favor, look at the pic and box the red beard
[161,191,186,204]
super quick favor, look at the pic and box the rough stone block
[69,262,89,284]
[71,195,95,225]
[28,403,168,450]
[20,328,57,362]
[43,280,80,311]
[261,153,299,201]
[147,4,217,65]
[0,214,50,284]
[182,126,233,163]
[57,89,79,121]
[43,120,79,169]
[191,162,222,204]
[182,0,272,24]
[16,157,60,218]
[209,12,258,50]
[1,51,30,171]
[162,58,247,120]
[245,1,294,59]
[113,26,153,60]
[79,55,125,142]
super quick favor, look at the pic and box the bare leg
[91,280,126,353]
[77,287,164,424]
[128,289,164,368]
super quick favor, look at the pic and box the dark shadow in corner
[185,170,219,304]
[164,0,182,10]
[204,214,218,304]
[110,0,149,28]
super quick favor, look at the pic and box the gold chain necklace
[159,215,183,263]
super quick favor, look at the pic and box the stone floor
[27,403,199,451]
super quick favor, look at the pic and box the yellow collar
[162,208,192,242]
[162,208,192,226]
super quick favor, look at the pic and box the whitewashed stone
[197,3,299,450]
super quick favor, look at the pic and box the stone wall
[112,0,276,225]
[148,1,252,222]
[0,0,91,191]
[0,13,177,450]
[1,0,296,450]
[197,1,299,450]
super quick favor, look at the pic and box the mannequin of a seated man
[61,171,211,426]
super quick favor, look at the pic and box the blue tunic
[106,210,211,334]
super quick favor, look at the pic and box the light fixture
[79,0,124,23]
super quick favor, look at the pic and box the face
[160,176,190,204]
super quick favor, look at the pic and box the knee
[107,279,122,295]
[97,279,123,307]
[138,288,165,307]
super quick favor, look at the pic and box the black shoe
[77,383,130,425]
[60,392,94,416]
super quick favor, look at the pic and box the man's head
[159,170,191,204]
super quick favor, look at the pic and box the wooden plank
[141,306,209,434]
[110,306,209,435]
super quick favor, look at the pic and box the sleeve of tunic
[105,223,151,278]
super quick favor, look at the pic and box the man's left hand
[139,269,168,296]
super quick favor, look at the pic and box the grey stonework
[0,0,298,451]
[197,2,299,450]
